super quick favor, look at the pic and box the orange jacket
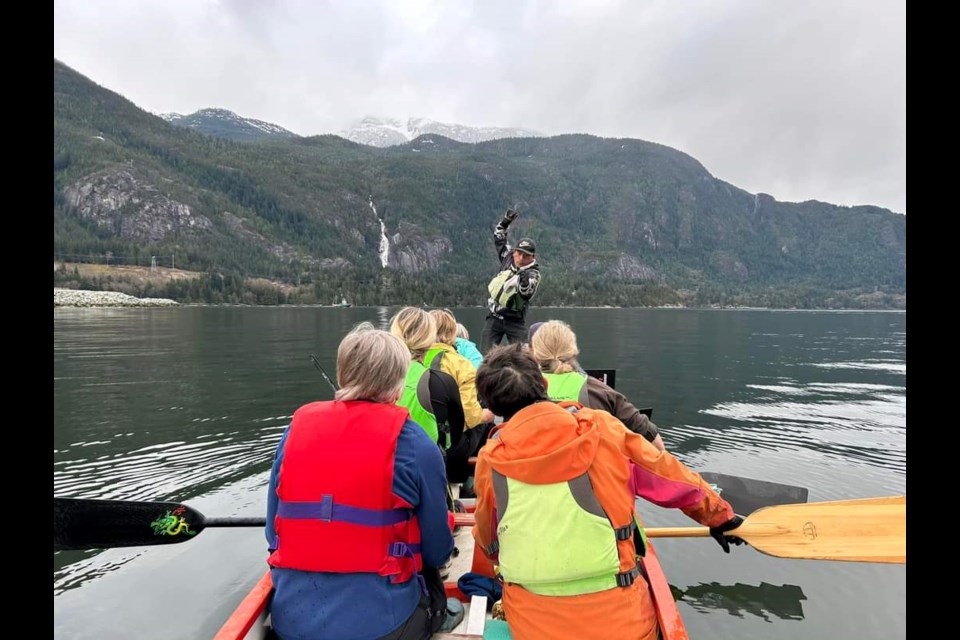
[472,401,733,640]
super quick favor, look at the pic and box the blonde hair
[389,307,436,359]
[335,323,409,402]
[456,323,469,340]
[531,320,580,374]
[429,309,457,344]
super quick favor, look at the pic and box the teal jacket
[454,337,483,369]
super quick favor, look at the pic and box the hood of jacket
[481,401,598,485]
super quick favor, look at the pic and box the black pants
[445,423,493,483]
[480,313,527,353]
[374,600,430,640]
[374,566,448,640]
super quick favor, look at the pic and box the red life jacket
[267,400,423,584]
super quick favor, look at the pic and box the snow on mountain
[158,109,538,147]
[339,116,541,147]
[160,108,299,142]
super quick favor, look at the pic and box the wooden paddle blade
[646,496,906,564]
[699,472,808,515]
[54,497,209,551]
[741,495,905,563]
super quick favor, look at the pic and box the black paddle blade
[584,369,617,389]
[700,472,809,515]
[54,497,209,551]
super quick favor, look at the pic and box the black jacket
[486,213,541,320]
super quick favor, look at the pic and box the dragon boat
[212,500,689,640]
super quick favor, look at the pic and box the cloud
[54,0,906,213]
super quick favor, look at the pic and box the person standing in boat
[531,319,665,451]
[480,208,541,353]
[471,345,745,640]
[265,324,457,640]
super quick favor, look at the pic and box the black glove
[504,208,519,221]
[709,515,745,553]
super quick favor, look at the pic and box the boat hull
[215,509,688,640]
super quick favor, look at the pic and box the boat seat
[433,595,489,639]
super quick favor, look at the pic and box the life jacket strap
[388,541,427,594]
[615,565,641,587]
[389,541,423,558]
[615,520,636,541]
[277,494,413,526]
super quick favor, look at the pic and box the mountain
[339,116,542,147]
[159,108,299,142]
[53,59,905,308]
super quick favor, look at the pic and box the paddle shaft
[58,494,901,565]
[310,354,339,393]
[204,517,266,527]
[76,496,893,533]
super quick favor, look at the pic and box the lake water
[53,306,906,639]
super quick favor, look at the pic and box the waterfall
[369,197,389,268]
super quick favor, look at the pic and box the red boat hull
[215,509,688,640]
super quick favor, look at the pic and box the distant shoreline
[53,289,904,312]
[54,288,178,307]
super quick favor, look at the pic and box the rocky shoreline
[54,288,179,307]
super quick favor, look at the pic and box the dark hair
[476,344,550,419]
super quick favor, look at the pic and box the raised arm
[493,209,518,262]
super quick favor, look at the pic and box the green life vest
[487,268,526,310]
[543,372,589,404]
[396,361,445,448]
[491,470,641,596]
[420,349,454,449]
[423,348,446,370]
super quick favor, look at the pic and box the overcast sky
[54,0,906,213]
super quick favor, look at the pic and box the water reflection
[54,548,145,596]
[671,581,807,622]
[375,306,391,330]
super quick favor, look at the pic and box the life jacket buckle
[615,521,636,541]
[319,494,334,522]
[615,565,640,587]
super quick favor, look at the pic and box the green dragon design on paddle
[150,508,197,538]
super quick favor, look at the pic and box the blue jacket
[265,417,454,640]
[454,337,483,369]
